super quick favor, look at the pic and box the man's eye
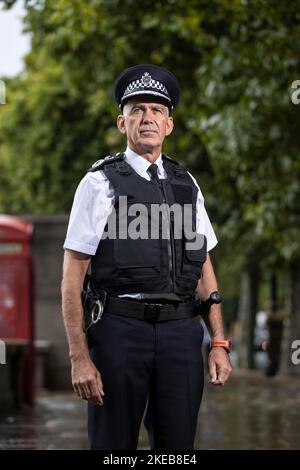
[154,108,163,114]
[132,107,142,113]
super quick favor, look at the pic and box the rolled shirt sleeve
[63,171,115,255]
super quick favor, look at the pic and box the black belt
[104,297,196,323]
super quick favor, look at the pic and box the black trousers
[87,313,204,450]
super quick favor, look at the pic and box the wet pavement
[0,368,299,450]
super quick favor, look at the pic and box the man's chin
[139,135,160,146]
[136,140,161,153]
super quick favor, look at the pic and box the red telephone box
[0,215,34,404]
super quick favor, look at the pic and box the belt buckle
[144,303,162,323]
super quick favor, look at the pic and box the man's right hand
[71,357,105,406]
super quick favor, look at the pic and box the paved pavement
[0,369,299,450]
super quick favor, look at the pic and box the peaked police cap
[114,64,180,111]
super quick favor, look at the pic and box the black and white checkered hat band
[121,77,171,104]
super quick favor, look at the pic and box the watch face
[211,292,222,304]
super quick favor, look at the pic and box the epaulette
[88,153,125,172]
[162,154,187,178]
[162,154,180,165]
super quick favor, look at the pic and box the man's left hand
[208,347,232,386]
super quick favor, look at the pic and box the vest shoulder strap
[87,153,125,172]
[162,154,189,179]
[162,154,180,165]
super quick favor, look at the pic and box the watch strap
[210,339,231,353]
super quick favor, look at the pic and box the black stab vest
[88,154,207,297]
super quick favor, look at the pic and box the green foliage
[194,2,300,265]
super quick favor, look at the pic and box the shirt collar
[124,146,165,179]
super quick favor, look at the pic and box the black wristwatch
[200,291,222,310]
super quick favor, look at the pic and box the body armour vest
[88,153,207,297]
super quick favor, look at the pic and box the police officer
[61,64,232,450]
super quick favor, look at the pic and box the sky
[0,2,30,77]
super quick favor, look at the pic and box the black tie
[147,163,160,182]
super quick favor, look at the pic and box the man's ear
[117,115,127,134]
[165,116,174,137]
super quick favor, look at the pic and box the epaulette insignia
[92,158,105,168]
[163,154,188,178]
[162,154,179,165]
[88,153,125,172]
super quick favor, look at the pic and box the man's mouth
[140,129,158,134]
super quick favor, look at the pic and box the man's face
[117,96,174,155]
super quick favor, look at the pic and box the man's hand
[61,249,104,405]
[208,348,232,386]
[71,357,105,406]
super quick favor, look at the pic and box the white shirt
[63,146,218,255]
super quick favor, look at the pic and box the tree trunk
[280,258,300,375]
[237,262,260,369]
[265,274,283,376]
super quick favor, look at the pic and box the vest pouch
[114,237,161,278]
[181,234,207,280]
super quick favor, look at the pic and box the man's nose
[142,108,154,122]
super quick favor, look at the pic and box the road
[0,369,299,449]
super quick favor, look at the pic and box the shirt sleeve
[187,171,218,252]
[63,170,115,255]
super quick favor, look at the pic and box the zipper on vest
[160,180,175,290]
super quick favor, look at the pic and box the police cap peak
[114,64,180,111]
